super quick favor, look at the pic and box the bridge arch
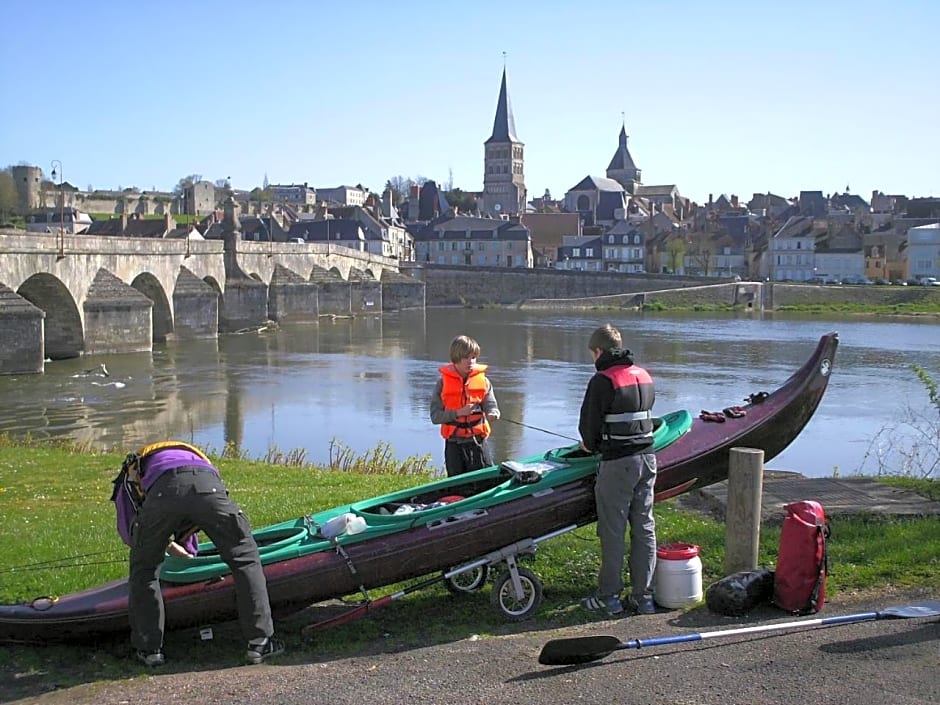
[17,273,83,359]
[131,272,172,342]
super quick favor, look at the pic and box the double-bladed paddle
[538,600,940,666]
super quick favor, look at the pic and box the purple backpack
[110,453,200,556]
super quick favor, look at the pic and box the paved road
[9,591,938,705]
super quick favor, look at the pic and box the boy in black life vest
[429,335,500,477]
[113,442,284,666]
[578,324,658,617]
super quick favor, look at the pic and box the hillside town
[3,69,939,286]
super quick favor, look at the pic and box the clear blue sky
[2,0,937,205]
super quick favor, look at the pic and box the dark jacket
[578,348,655,460]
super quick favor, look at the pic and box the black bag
[706,569,775,616]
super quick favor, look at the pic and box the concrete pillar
[723,446,764,575]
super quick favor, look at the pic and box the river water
[0,309,937,478]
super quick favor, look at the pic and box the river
[0,309,937,478]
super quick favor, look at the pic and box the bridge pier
[220,277,269,332]
[268,265,319,322]
[0,284,45,374]
[83,270,153,355]
[173,268,219,339]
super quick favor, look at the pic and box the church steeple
[606,121,641,194]
[482,66,526,216]
[486,68,518,144]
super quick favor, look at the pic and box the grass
[0,440,937,694]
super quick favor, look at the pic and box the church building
[480,69,526,217]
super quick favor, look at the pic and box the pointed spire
[608,121,637,172]
[486,68,518,144]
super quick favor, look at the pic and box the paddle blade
[538,635,622,666]
[879,601,940,619]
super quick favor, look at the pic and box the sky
[2,0,938,206]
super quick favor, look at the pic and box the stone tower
[606,123,641,194]
[481,68,526,217]
[11,165,42,212]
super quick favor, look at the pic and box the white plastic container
[653,542,703,608]
[345,514,367,535]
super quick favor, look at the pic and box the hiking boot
[136,649,165,667]
[580,594,624,616]
[627,595,657,615]
[245,637,285,665]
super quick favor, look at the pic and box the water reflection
[0,310,936,478]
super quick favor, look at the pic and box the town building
[412,215,532,267]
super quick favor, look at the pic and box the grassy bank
[1,442,937,691]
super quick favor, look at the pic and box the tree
[445,188,477,214]
[0,168,18,221]
[386,176,409,205]
[173,174,202,195]
[665,237,686,274]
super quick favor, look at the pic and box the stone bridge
[0,226,425,374]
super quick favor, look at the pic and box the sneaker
[136,649,165,667]
[580,594,624,616]
[627,595,657,615]
[245,637,285,665]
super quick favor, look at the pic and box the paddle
[538,600,940,666]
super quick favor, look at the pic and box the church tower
[481,68,526,216]
[606,122,641,194]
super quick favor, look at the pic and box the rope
[500,417,580,443]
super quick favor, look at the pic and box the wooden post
[723,447,764,575]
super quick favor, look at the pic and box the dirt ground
[3,589,938,705]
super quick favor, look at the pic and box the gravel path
[6,590,938,705]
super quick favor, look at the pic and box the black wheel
[444,565,489,594]
[490,567,542,621]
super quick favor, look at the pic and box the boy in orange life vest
[429,335,500,477]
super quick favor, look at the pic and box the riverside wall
[407,265,940,311]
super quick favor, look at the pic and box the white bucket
[653,542,703,608]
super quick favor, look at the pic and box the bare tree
[173,174,203,195]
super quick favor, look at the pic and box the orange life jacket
[439,364,492,441]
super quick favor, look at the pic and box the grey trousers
[128,466,274,651]
[594,452,657,599]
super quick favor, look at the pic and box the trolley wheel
[490,567,543,621]
[444,564,489,594]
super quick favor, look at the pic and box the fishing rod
[500,417,580,443]
[0,549,126,574]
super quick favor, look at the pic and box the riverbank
[1,442,937,703]
[3,587,938,705]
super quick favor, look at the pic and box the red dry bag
[773,500,830,615]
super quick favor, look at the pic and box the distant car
[873,278,890,285]
[289,237,306,244]
[891,279,908,286]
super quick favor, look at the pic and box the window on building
[585,248,594,257]
[573,248,581,257]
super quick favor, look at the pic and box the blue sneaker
[580,594,624,616]
[627,595,656,615]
